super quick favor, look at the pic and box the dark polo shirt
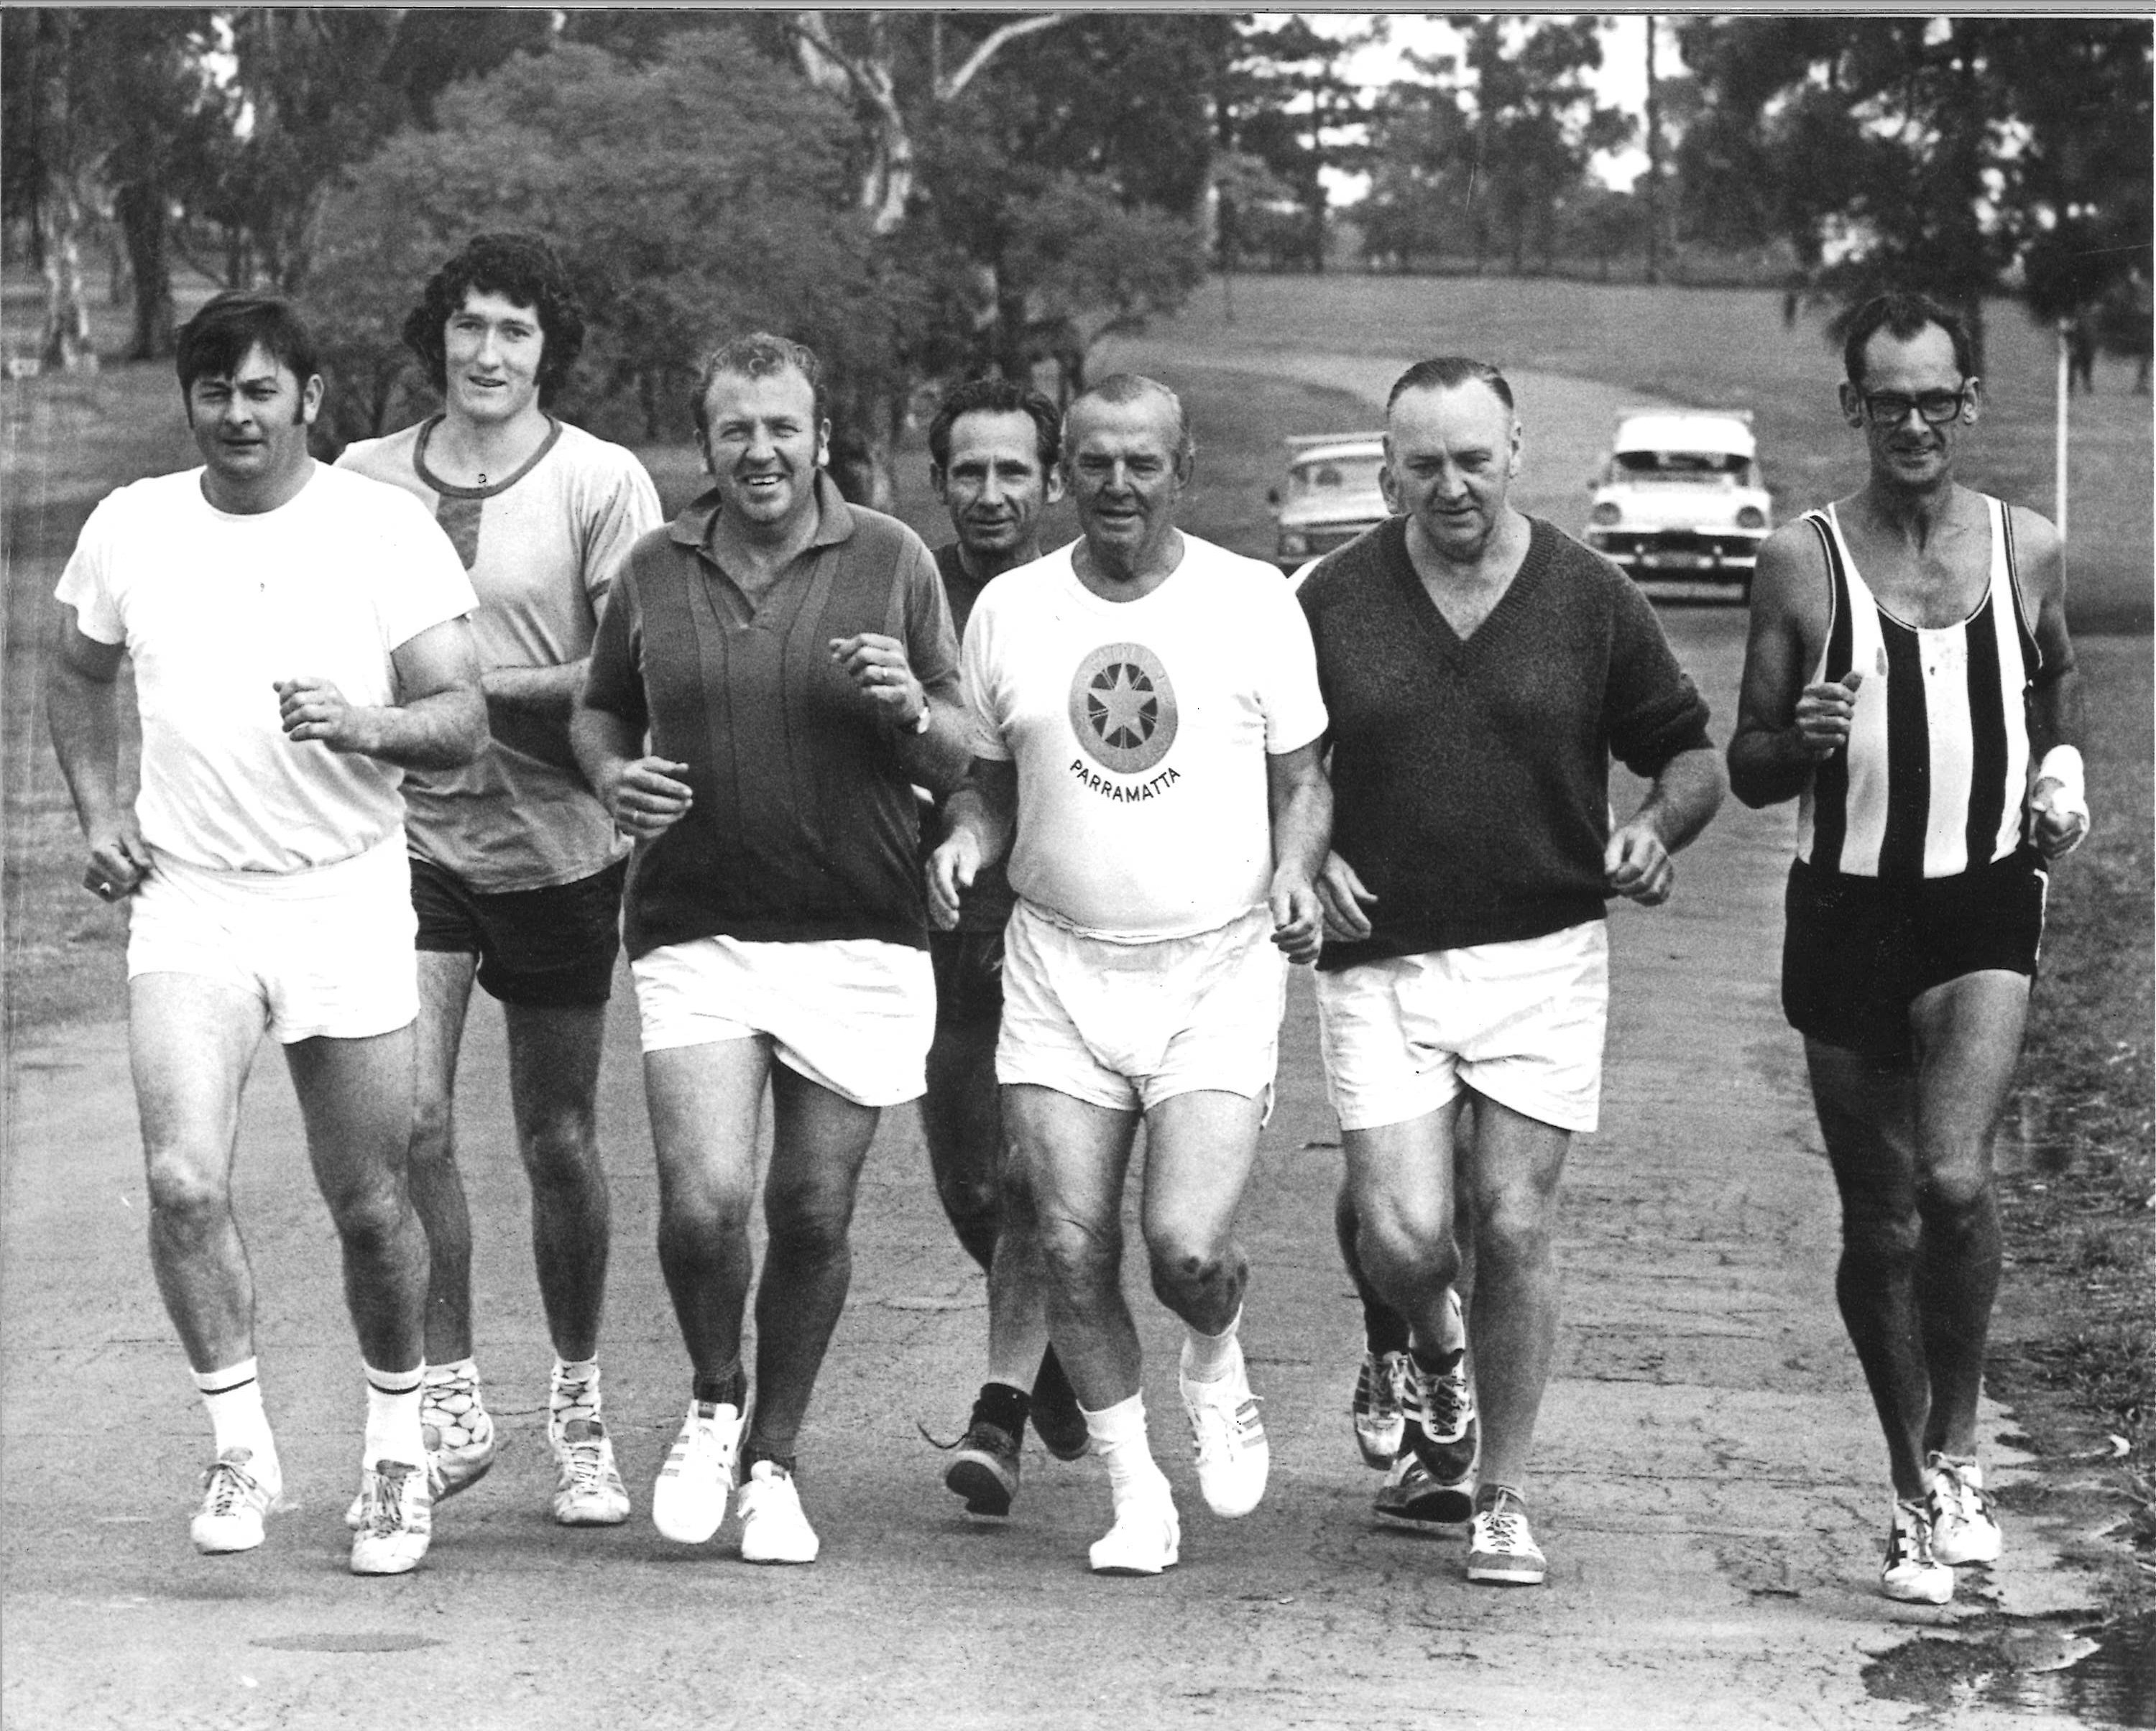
[929,541,1017,936]
[584,473,960,959]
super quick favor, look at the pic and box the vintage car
[1583,410,1772,597]
[1268,433,1388,571]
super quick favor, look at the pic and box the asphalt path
[1,358,2106,1730]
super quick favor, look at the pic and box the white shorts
[630,935,934,1107]
[126,835,418,1044]
[998,901,1286,1113]
[1315,921,1610,1134]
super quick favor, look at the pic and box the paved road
[1,360,2104,1731]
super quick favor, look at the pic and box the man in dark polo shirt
[918,379,1089,1515]
[1296,356,1724,1587]
[573,332,969,1564]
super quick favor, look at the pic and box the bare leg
[645,1039,767,1383]
[921,1010,1003,1271]
[1003,1084,1141,1409]
[1460,1095,1570,1494]
[407,952,477,1365]
[747,1063,882,1458]
[1341,1102,1468,1350]
[503,1000,612,1364]
[284,1025,428,1375]
[129,974,269,1372]
[1139,1089,1264,1336]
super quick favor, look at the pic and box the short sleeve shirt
[962,535,1327,942]
[55,464,477,872]
[338,417,662,890]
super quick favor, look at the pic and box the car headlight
[1737,506,1766,530]
[1279,530,1309,557]
[1590,502,1622,527]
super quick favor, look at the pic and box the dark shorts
[1781,851,2047,1061]
[929,925,1005,1026]
[410,855,626,1008]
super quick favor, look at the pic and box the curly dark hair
[401,233,586,402]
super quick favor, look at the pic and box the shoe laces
[369,1462,419,1537]
[1424,1359,1470,1435]
[202,1457,259,1518]
[1357,1353,1404,1419]
[1889,1498,1939,1566]
[1932,1458,1992,1523]
[559,1421,612,1492]
[1478,1490,1529,1550]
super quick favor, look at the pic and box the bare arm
[2014,507,2091,857]
[45,607,152,896]
[275,616,486,770]
[1727,522,1856,809]
[829,632,971,796]
[927,757,1018,931]
[1606,744,1726,905]
[570,696,693,840]
[1266,737,1332,964]
[484,658,586,721]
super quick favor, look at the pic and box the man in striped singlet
[1730,292,2090,1607]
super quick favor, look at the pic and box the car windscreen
[1292,455,1385,496]
[1613,450,1750,481]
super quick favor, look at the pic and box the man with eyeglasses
[1730,291,2089,1606]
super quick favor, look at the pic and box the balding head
[1063,374,1192,472]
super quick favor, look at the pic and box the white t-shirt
[963,535,1327,942]
[338,418,661,889]
[55,463,478,873]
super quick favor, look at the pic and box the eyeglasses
[1859,387,1968,427]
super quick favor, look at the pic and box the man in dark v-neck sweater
[1296,357,1725,1588]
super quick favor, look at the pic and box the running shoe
[1402,1347,1478,1498]
[349,1458,433,1576]
[1353,1349,1409,1469]
[1465,1486,1547,1587]
[1179,1341,1269,1518]
[422,1375,497,1497]
[1881,1495,1954,1604]
[1373,1449,1474,1527]
[737,1459,819,1564]
[550,1416,632,1527]
[1029,1349,1092,1462]
[944,1419,1022,1518]
[1925,1453,2001,1567]
[190,1448,283,1555]
[651,1402,742,1545]
[1088,1487,1181,1576]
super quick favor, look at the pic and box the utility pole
[1644,16,1662,286]
[2055,321,2070,544]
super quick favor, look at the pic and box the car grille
[1592,528,1761,570]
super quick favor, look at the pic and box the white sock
[551,1357,602,1429]
[1179,1306,1243,1383]
[363,1365,426,1469]
[1082,1392,1167,1502]
[193,1359,278,1486]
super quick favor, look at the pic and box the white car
[1268,433,1388,571]
[1583,411,1772,598]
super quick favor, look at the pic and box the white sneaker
[1926,1454,2001,1566]
[651,1403,742,1544]
[1352,1349,1409,1469]
[422,1376,497,1496]
[1466,1487,1547,1587]
[1179,1341,1268,1518]
[349,1459,433,1576]
[1089,1486,1181,1576]
[737,1460,819,1564]
[1881,1496,1954,1605]
[550,1416,632,1527]
[190,1448,284,1555]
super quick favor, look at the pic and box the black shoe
[1028,1349,1091,1462]
[1403,1349,1478,1490]
[944,1421,1021,1516]
[1373,1450,1473,1526]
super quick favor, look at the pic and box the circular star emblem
[1068,642,1179,775]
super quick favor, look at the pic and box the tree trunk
[115,181,176,360]
[37,184,96,372]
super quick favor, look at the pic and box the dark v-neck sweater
[1296,514,1713,969]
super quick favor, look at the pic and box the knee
[1036,1209,1120,1294]
[520,1109,602,1194]
[1357,1211,1460,1304]
[1145,1225,1240,1311]
[657,1168,752,1243]
[144,1145,230,1234]
[1840,1201,1921,1270]
[1915,1162,1994,1230]
[407,1090,454,1168]
[1471,1185,1554,1270]
[763,1183,854,1266]
[934,1163,999,1247]
[321,1171,409,1250]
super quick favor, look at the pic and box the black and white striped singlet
[1796,498,2043,881]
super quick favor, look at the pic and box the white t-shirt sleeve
[371,488,479,651]
[53,491,126,644]
[960,594,1013,762]
[581,447,664,609]
[1253,573,1329,753]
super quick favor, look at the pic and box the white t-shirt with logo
[55,463,478,873]
[962,535,1327,942]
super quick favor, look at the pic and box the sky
[1302,12,1669,200]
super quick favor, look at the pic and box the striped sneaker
[1352,1349,1409,1469]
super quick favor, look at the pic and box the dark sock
[1362,1293,1412,1357]
[1411,1344,1465,1380]
[972,1381,1030,1439]
[692,1367,747,1411]
[740,1440,796,1478]
[1032,1345,1078,1413]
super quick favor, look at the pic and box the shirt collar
[668,469,857,553]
